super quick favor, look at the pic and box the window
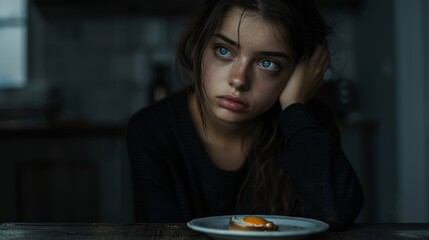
[0,0,27,89]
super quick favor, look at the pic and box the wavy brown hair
[177,0,331,215]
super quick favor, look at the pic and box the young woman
[127,0,364,230]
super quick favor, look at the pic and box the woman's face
[201,7,295,125]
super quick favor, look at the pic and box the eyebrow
[213,33,291,59]
[213,33,238,47]
[257,51,291,60]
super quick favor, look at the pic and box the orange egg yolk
[243,216,268,225]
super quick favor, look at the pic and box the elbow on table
[327,179,365,230]
[325,217,354,231]
[324,203,364,231]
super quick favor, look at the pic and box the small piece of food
[228,216,279,231]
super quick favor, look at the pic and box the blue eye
[215,46,233,58]
[258,59,280,71]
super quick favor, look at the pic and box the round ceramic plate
[187,215,329,240]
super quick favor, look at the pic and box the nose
[228,60,250,91]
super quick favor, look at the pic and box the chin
[214,110,254,125]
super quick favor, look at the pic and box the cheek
[201,65,219,92]
[201,52,227,85]
[255,72,288,96]
[253,82,284,108]
[201,53,215,90]
[263,69,294,97]
[282,68,294,86]
[201,51,210,79]
[251,72,290,109]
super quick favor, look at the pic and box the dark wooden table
[1,222,428,239]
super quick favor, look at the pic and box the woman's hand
[279,44,330,110]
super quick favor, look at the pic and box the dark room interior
[1,0,428,228]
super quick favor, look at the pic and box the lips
[216,95,249,112]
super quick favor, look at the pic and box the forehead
[217,7,291,54]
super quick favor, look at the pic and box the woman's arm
[278,101,364,230]
[277,44,363,229]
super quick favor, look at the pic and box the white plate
[187,215,329,240]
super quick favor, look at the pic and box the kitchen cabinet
[0,123,133,223]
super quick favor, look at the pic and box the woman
[127,0,364,230]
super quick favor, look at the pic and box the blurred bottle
[148,64,170,103]
[317,78,357,119]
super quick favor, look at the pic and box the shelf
[33,0,198,18]
[0,122,127,137]
[33,0,363,19]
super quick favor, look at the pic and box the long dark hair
[177,0,331,215]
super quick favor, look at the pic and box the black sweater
[127,87,364,230]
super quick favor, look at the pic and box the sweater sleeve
[126,107,183,223]
[278,101,364,230]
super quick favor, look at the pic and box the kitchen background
[0,0,428,223]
